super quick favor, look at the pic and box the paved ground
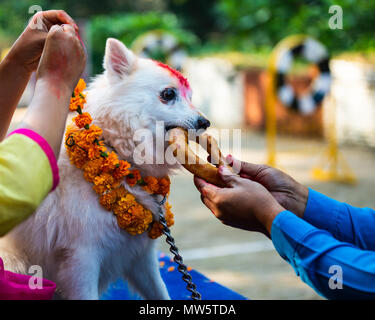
[10,110,375,299]
[158,130,375,300]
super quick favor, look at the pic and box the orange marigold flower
[87,144,106,160]
[113,160,131,180]
[157,177,170,196]
[142,176,159,194]
[115,186,128,199]
[64,85,174,239]
[116,212,132,229]
[93,173,116,194]
[70,79,87,112]
[73,112,92,128]
[75,78,86,93]
[66,145,88,169]
[124,205,153,235]
[93,184,106,195]
[69,94,86,112]
[113,193,137,215]
[99,190,117,210]
[81,124,102,144]
[148,222,162,239]
[126,169,141,187]
[83,158,104,182]
[65,124,79,139]
[148,201,174,239]
[101,151,119,173]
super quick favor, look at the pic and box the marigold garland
[65,79,174,238]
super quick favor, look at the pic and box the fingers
[226,155,265,179]
[48,24,63,35]
[194,176,219,201]
[217,165,241,187]
[61,24,76,36]
[42,10,78,31]
[48,24,80,45]
[200,194,216,214]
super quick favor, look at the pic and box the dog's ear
[104,38,136,79]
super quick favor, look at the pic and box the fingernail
[219,165,227,173]
[219,165,231,176]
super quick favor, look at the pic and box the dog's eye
[160,88,176,102]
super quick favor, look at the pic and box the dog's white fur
[0,38,207,300]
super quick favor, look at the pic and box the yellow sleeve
[0,130,58,236]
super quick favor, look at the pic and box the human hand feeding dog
[235,159,309,219]
[194,165,285,237]
[193,155,310,236]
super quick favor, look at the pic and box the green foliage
[213,0,375,54]
[89,12,198,74]
[1,0,375,72]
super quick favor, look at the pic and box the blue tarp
[101,253,247,300]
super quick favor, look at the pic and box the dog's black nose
[197,116,211,130]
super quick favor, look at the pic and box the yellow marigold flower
[126,169,141,187]
[73,112,92,129]
[113,160,131,180]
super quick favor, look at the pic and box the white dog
[0,38,210,300]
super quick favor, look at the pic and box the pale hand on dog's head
[86,38,210,177]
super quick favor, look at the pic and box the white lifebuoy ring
[276,38,331,115]
[132,31,187,71]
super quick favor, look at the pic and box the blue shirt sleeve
[271,211,375,299]
[304,189,375,250]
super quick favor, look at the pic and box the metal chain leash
[157,196,202,301]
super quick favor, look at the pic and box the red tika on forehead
[155,61,190,89]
